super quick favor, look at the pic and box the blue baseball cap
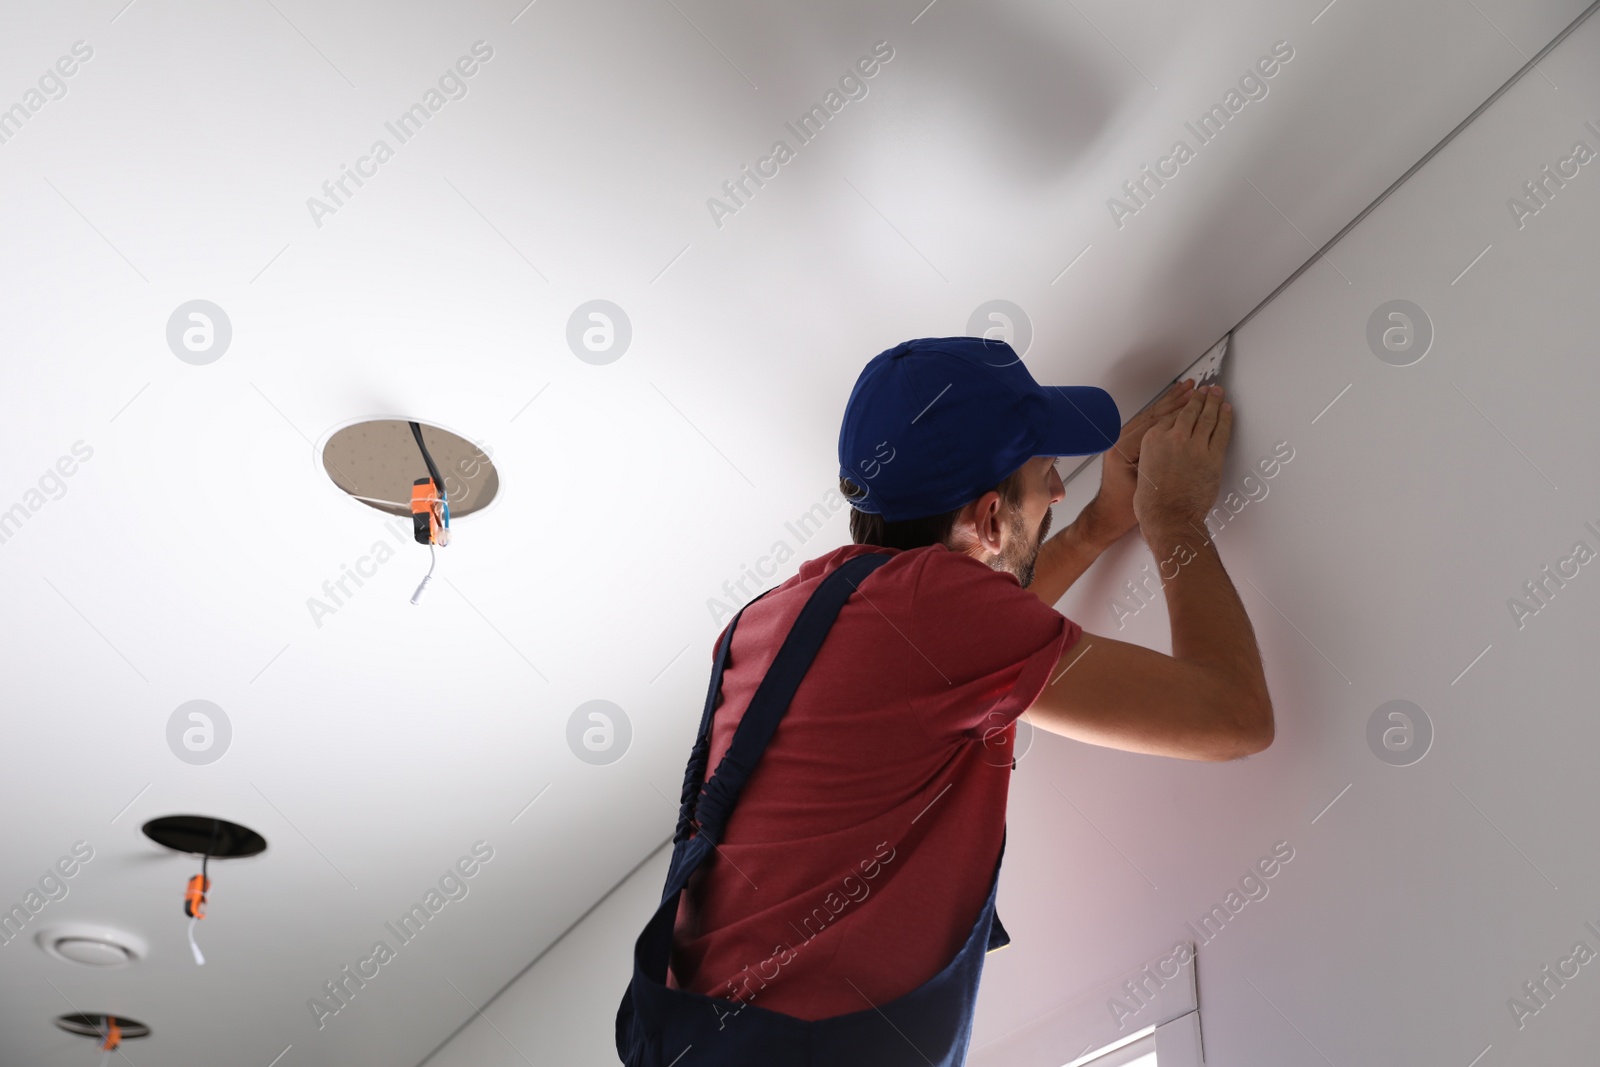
[837,336,1121,523]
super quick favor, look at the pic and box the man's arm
[1026,508,1121,608]
[1028,523,1272,761]
[1028,379,1199,607]
[1026,385,1274,762]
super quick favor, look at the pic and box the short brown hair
[840,467,1029,550]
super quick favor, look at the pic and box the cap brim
[1034,385,1121,457]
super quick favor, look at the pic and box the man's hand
[1079,378,1198,546]
[1134,382,1232,534]
[1029,378,1201,607]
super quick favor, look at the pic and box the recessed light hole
[140,815,267,858]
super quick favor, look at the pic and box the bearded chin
[994,507,1051,588]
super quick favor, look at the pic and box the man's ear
[967,490,1005,556]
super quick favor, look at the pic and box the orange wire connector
[410,478,447,545]
[184,873,210,919]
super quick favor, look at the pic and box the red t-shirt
[668,542,1079,1020]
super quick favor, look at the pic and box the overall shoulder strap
[688,550,891,846]
[672,591,768,845]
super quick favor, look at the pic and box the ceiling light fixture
[318,418,499,604]
[54,1013,150,1053]
[141,815,267,967]
[36,923,147,968]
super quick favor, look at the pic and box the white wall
[422,841,671,1067]
[426,7,1600,1065]
[977,9,1600,1066]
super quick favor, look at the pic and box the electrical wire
[347,493,418,510]
[187,916,205,965]
[407,421,449,601]
[410,543,436,605]
[408,422,448,520]
[186,821,218,966]
[98,1014,121,1062]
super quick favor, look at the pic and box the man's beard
[989,505,1052,588]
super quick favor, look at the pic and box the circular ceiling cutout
[141,815,267,858]
[321,420,498,518]
[55,1014,151,1040]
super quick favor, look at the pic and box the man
[618,336,1273,1066]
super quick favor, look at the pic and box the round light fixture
[37,924,147,968]
[320,419,499,518]
[141,815,268,968]
[58,939,130,966]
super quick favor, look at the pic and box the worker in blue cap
[619,336,1273,1066]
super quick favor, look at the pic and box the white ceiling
[1,0,1593,1064]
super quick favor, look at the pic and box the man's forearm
[1143,517,1272,735]
[1028,508,1122,607]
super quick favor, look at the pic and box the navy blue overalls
[617,552,1010,1066]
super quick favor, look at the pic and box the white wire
[346,493,445,509]
[187,916,205,965]
[410,543,436,605]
